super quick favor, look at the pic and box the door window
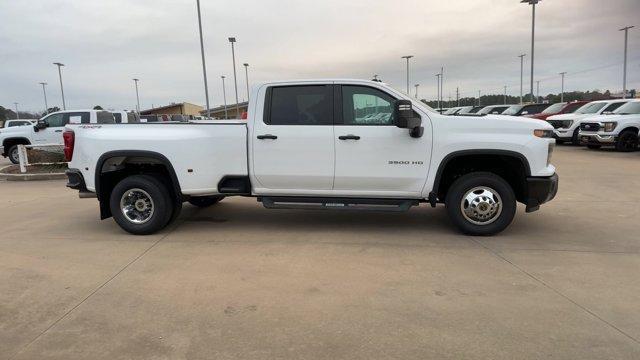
[603,102,625,113]
[44,113,66,127]
[267,85,332,125]
[342,86,395,125]
[65,112,90,124]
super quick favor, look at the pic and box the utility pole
[14,102,19,119]
[53,62,66,110]
[401,55,413,94]
[619,26,634,98]
[435,73,441,110]
[518,54,526,104]
[243,63,250,102]
[414,84,419,99]
[229,37,240,117]
[132,78,141,114]
[440,67,444,108]
[195,0,211,117]
[39,82,48,112]
[504,86,507,105]
[456,87,460,106]
[221,75,228,119]
[522,0,540,103]
[478,90,481,106]
[559,72,567,102]
[536,80,540,103]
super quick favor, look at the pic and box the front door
[333,85,431,196]
[251,84,335,193]
[32,113,66,144]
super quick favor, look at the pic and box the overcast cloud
[1,0,639,112]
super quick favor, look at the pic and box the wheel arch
[2,137,31,155]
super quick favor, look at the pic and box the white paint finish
[548,99,638,140]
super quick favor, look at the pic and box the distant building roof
[140,102,202,114]
[201,101,249,115]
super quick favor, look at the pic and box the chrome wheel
[120,188,155,224]
[460,186,502,225]
[10,147,20,164]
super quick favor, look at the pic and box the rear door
[333,84,431,196]
[251,84,335,192]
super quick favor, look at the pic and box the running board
[258,196,419,212]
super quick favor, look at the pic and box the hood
[546,113,589,121]
[443,114,552,132]
[581,114,634,123]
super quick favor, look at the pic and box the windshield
[563,102,584,113]
[502,105,524,115]
[443,107,460,115]
[614,102,640,115]
[541,102,566,114]
[575,102,606,114]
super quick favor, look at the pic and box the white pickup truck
[579,100,640,151]
[0,110,132,163]
[64,79,558,236]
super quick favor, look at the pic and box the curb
[0,166,67,181]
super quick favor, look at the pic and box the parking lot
[1,145,639,359]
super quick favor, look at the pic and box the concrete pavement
[1,146,639,359]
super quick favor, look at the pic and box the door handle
[338,134,360,140]
[55,130,63,132]
[257,134,277,140]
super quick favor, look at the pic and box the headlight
[534,129,553,138]
[547,142,554,166]
[603,122,617,132]
[561,120,573,128]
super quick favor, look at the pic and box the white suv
[546,99,635,145]
[579,100,640,152]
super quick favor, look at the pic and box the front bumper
[579,133,616,145]
[525,173,559,212]
[552,129,572,141]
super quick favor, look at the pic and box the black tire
[188,195,225,207]
[445,172,517,236]
[555,139,565,145]
[109,175,174,235]
[587,144,601,150]
[8,145,20,164]
[615,130,639,152]
[570,128,581,145]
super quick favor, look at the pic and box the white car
[64,79,558,236]
[0,110,130,164]
[546,99,635,145]
[578,100,640,152]
[2,119,36,128]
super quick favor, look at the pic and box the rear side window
[113,113,122,123]
[603,102,625,113]
[8,121,31,127]
[127,112,140,123]
[65,112,91,124]
[96,111,115,124]
[266,85,332,125]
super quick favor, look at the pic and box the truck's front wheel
[110,175,174,235]
[445,172,516,236]
[8,145,20,164]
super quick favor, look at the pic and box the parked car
[0,110,123,164]
[64,79,558,236]
[579,100,640,151]
[1,119,36,128]
[546,99,635,145]
[449,106,475,115]
[457,105,485,115]
[477,105,510,115]
[525,101,588,120]
[501,103,551,117]
[442,106,465,115]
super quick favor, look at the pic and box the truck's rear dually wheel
[445,172,516,236]
[110,175,174,235]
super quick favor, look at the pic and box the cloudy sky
[1,0,639,112]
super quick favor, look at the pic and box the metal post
[243,63,250,102]
[39,82,48,112]
[456,87,460,106]
[196,0,211,117]
[133,78,141,114]
[523,0,539,104]
[221,75,228,119]
[14,102,19,119]
[229,37,240,117]
[435,74,441,110]
[504,86,507,105]
[440,67,444,108]
[53,62,66,110]
[414,84,419,99]
[620,26,634,98]
[401,55,413,94]
[559,72,566,102]
[536,80,540,103]
[518,54,526,104]
[478,90,481,106]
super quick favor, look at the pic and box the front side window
[8,121,30,127]
[113,113,122,123]
[576,103,606,114]
[44,113,66,127]
[614,102,640,115]
[267,85,332,125]
[602,102,625,113]
[342,86,395,125]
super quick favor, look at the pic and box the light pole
[456,87,460,106]
[559,72,567,102]
[504,86,507,105]
[228,37,240,117]
[132,78,141,114]
[536,80,540,103]
[440,67,444,107]
[435,73,441,110]
[414,84,419,99]
[53,62,66,110]
[243,63,250,102]
[518,54,526,104]
[39,82,48,112]
[522,0,540,103]
[14,102,19,119]
[221,75,228,119]
[478,90,481,106]
[195,0,211,117]
[619,25,634,98]
[401,55,413,94]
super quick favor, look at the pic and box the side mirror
[521,111,529,115]
[394,100,423,138]
[34,120,48,131]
